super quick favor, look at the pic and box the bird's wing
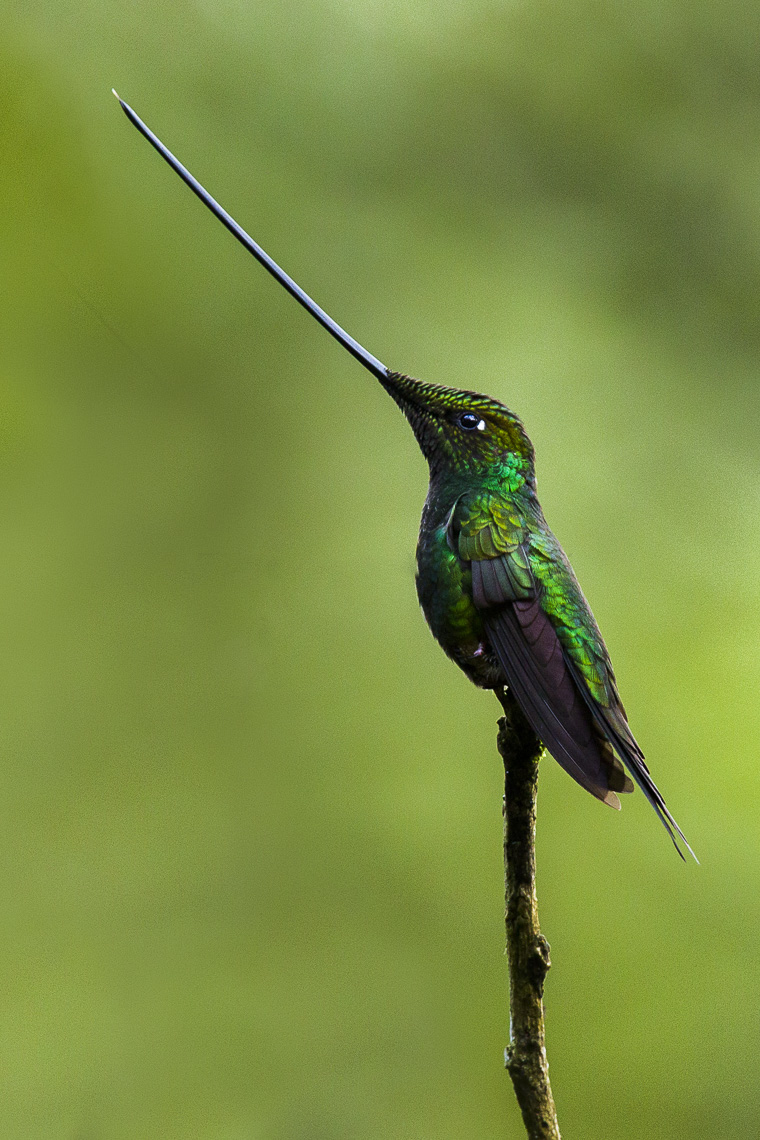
[454,494,633,808]
[456,496,534,608]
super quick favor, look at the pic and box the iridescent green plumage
[115,97,694,859]
[384,371,693,857]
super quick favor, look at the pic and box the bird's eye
[458,413,486,432]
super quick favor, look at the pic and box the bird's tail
[565,656,698,862]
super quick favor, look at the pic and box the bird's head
[381,371,535,484]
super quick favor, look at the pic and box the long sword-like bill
[112,91,389,382]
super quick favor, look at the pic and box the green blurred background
[2,1,759,1136]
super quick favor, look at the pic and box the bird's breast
[415,516,500,688]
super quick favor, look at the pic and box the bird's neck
[423,461,535,530]
[429,456,533,500]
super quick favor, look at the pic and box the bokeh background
[2,1,760,1136]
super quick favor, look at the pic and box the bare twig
[497,689,561,1140]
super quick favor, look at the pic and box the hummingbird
[114,94,695,860]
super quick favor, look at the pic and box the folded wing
[455,501,633,808]
[485,596,632,808]
[456,496,694,858]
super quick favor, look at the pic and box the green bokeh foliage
[2,1,759,1136]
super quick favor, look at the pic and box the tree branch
[497,689,561,1140]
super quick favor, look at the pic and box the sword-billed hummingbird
[114,94,694,860]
